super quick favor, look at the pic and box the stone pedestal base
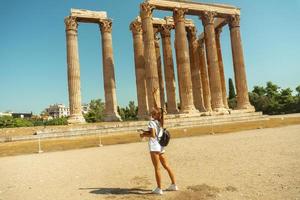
[201,111,213,116]
[67,114,86,124]
[212,107,230,115]
[167,108,179,115]
[179,106,199,114]
[233,105,255,113]
[104,113,122,122]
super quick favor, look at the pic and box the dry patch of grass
[0,117,299,157]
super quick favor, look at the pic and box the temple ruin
[130,0,254,119]
[65,0,255,124]
[64,9,121,124]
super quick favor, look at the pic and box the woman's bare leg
[159,154,176,184]
[150,152,162,188]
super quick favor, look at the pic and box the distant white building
[0,112,12,117]
[81,104,90,115]
[45,104,70,118]
[44,104,90,118]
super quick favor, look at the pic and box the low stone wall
[0,112,266,143]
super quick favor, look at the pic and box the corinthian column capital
[228,15,240,29]
[140,2,155,19]
[99,19,112,33]
[173,8,188,24]
[64,16,78,31]
[160,24,173,38]
[130,20,142,35]
[200,11,216,26]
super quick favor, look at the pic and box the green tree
[252,86,266,96]
[296,85,300,97]
[249,82,300,115]
[228,78,236,99]
[265,81,280,98]
[118,101,138,121]
[84,99,105,123]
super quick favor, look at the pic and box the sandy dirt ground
[0,125,299,200]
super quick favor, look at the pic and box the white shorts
[147,120,165,153]
[148,138,165,153]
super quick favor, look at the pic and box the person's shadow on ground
[79,187,151,195]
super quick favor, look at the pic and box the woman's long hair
[159,107,164,128]
[152,107,164,128]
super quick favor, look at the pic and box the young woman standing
[139,89,178,195]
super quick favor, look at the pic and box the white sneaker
[151,187,163,195]
[166,184,178,191]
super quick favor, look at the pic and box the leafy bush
[0,116,33,128]
[44,117,68,126]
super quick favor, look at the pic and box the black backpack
[158,128,171,147]
[154,121,171,147]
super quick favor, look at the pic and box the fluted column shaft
[99,19,121,121]
[197,39,212,111]
[154,29,165,109]
[140,3,161,109]
[229,15,254,111]
[174,37,182,107]
[201,12,225,112]
[173,8,198,114]
[130,21,149,119]
[65,16,85,124]
[160,25,178,114]
[187,26,206,112]
[215,28,229,109]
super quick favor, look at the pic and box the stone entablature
[145,0,240,16]
[70,8,107,23]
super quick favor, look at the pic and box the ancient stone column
[197,39,212,111]
[174,37,182,108]
[65,16,85,124]
[154,28,165,109]
[215,27,229,109]
[228,15,254,111]
[99,19,121,121]
[187,26,206,112]
[140,3,161,109]
[201,12,226,112]
[173,8,198,114]
[160,24,178,114]
[130,20,149,119]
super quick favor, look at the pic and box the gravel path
[0,125,299,200]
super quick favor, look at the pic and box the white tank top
[147,120,164,153]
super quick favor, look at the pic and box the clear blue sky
[0,0,299,114]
